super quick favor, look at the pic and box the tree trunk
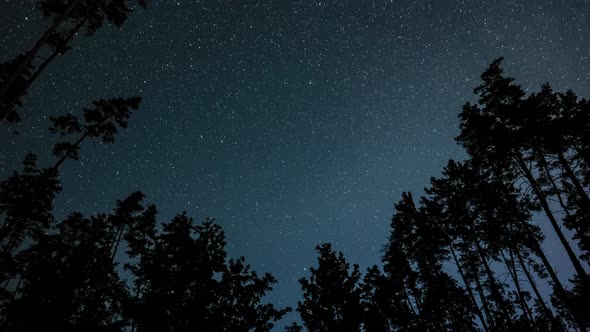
[500,250,534,322]
[1,17,89,122]
[53,130,89,170]
[514,248,566,332]
[473,269,495,330]
[0,0,83,101]
[514,153,588,278]
[475,241,513,323]
[450,244,489,332]
[518,220,588,331]
[557,150,590,208]
[111,224,125,262]
[540,155,573,219]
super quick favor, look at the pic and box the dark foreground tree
[297,243,362,332]
[0,194,288,331]
[131,214,289,331]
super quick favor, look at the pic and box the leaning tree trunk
[500,250,534,323]
[514,153,588,278]
[1,17,89,122]
[450,244,490,332]
[514,248,566,332]
[475,241,513,324]
[473,267,495,330]
[540,155,573,219]
[556,149,590,208]
[0,0,83,102]
[518,220,588,331]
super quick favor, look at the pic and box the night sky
[1,0,590,328]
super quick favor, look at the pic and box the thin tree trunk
[129,281,143,332]
[475,241,513,323]
[450,244,489,332]
[53,108,120,171]
[518,220,588,331]
[0,0,83,102]
[1,17,89,121]
[514,153,588,278]
[540,155,573,218]
[518,220,567,294]
[500,250,534,323]
[403,259,423,314]
[514,248,565,332]
[473,269,495,330]
[557,150,590,208]
[110,225,125,262]
[53,130,89,170]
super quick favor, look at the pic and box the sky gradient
[1,0,589,328]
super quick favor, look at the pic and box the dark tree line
[1,2,289,330]
[1,2,589,330]
[290,59,589,332]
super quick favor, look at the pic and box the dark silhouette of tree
[0,154,61,310]
[361,264,416,332]
[0,56,35,123]
[3,49,590,332]
[424,160,575,330]
[0,95,140,307]
[2,212,129,331]
[457,58,590,329]
[297,243,362,332]
[0,154,61,256]
[0,194,289,331]
[0,0,148,123]
[49,96,142,170]
[130,214,288,331]
[457,58,588,280]
[385,193,478,331]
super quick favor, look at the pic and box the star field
[1,0,589,328]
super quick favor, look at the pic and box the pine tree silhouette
[49,96,142,170]
[457,58,588,280]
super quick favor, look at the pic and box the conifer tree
[49,96,142,170]
[297,243,363,332]
[456,57,588,279]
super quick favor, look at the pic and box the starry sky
[1,0,590,328]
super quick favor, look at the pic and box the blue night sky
[2,0,589,328]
